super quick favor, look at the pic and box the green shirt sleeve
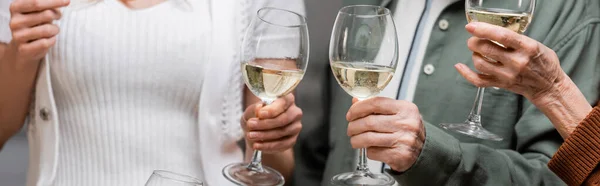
[389,22,600,186]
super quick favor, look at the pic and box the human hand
[456,22,569,104]
[4,0,68,68]
[241,94,303,154]
[347,97,425,172]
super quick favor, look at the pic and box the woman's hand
[456,22,569,104]
[4,0,68,68]
[241,94,303,154]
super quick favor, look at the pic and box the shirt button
[423,64,435,75]
[439,19,449,31]
[39,108,50,121]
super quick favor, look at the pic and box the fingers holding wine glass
[346,97,425,172]
[458,22,567,101]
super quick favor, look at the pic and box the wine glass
[329,5,398,186]
[145,170,203,186]
[222,7,309,186]
[440,0,535,141]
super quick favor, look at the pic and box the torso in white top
[50,1,209,185]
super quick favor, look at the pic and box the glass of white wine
[222,7,309,186]
[145,170,203,186]
[329,5,398,186]
[440,0,535,141]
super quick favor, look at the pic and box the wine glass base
[222,163,284,186]
[331,170,395,186]
[440,123,503,141]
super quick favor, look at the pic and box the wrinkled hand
[456,22,568,103]
[347,97,425,172]
[241,94,303,154]
[5,0,68,66]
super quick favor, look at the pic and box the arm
[397,23,600,185]
[0,0,68,149]
[0,42,40,149]
[531,77,593,138]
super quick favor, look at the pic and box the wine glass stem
[246,99,274,173]
[467,87,485,126]
[355,98,370,172]
[357,148,369,171]
[247,150,264,172]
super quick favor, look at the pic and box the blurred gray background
[0,130,28,185]
[0,0,342,184]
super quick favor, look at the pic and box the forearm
[391,122,563,185]
[529,74,593,139]
[0,42,39,148]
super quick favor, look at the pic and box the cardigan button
[39,108,51,121]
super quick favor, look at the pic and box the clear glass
[145,170,203,186]
[440,0,536,141]
[329,5,398,186]
[222,7,309,186]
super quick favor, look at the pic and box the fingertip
[345,111,352,121]
[454,63,467,71]
[246,132,258,139]
[465,22,478,33]
[247,118,258,128]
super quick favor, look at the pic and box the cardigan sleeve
[0,0,12,43]
[548,107,600,186]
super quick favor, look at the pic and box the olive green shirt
[293,0,600,185]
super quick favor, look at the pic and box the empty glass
[145,170,203,186]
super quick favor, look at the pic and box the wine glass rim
[257,7,308,28]
[338,5,391,17]
[152,170,203,185]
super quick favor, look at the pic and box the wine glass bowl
[440,0,535,141]
[329,5,398,186]
[222,7,309,186]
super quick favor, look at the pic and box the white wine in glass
[466,8,532,34]
[242,62,304,103]
[331,62,395,99]
[440,0,535,141]
[329,5,399,186]
[222,7,309,186]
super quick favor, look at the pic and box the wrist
[528,73,572,107]
[2,44,42,74]
[527,74,592,138]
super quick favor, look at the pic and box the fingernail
[454,63,464,69]
[247,132,258,139]
[247,119,258,127]
[465,23,478,32]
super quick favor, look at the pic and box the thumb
[253,102,264,118]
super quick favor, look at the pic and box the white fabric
[0,0,11,43]
[370,0,461,174]
[0,0,305,186]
